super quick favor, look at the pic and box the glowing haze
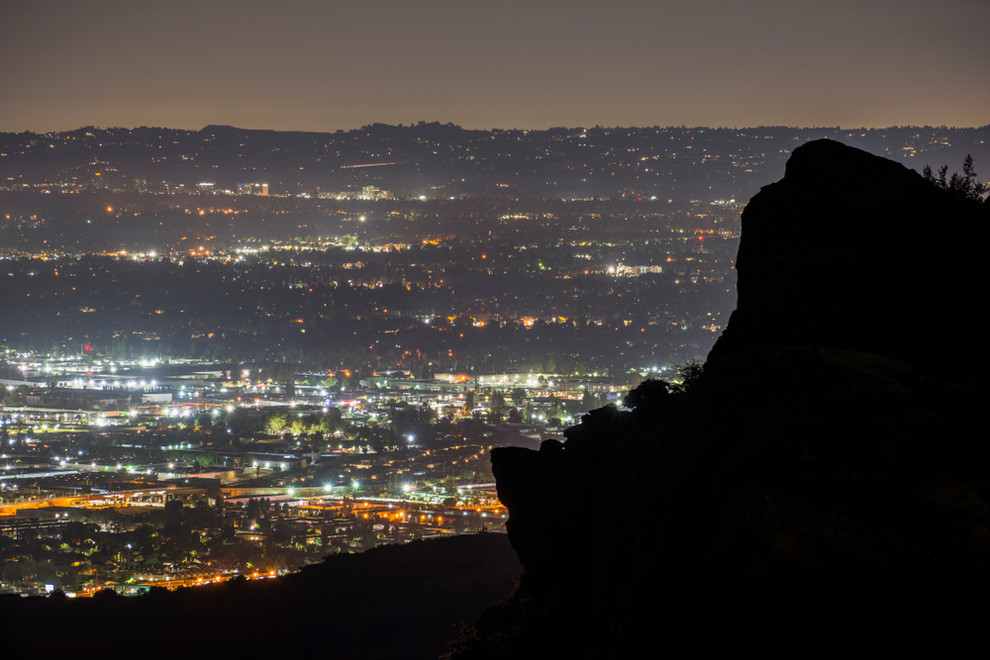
[1,0,988,132]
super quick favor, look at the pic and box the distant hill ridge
[3,125,989,201]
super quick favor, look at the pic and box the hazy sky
[2,0,988,132]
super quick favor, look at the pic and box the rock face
[709,138,988,371]
[472,141,990,658]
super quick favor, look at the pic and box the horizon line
[4,122,990,136]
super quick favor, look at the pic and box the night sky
[2,0,988,132]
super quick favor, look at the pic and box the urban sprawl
[1,122,986,596]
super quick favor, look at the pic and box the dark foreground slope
[468,140,990,658]
[0,533,519,659]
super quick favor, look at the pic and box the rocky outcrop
[709,138,989,371]
[474,141,990,658]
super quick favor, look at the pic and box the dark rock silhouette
[709,138,989,371]
[471,140,990,658]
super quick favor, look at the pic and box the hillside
[0,533,519,659]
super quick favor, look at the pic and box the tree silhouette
[622,378,673,412]
[922,155,988,201]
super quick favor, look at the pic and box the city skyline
[2,0,989,133]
